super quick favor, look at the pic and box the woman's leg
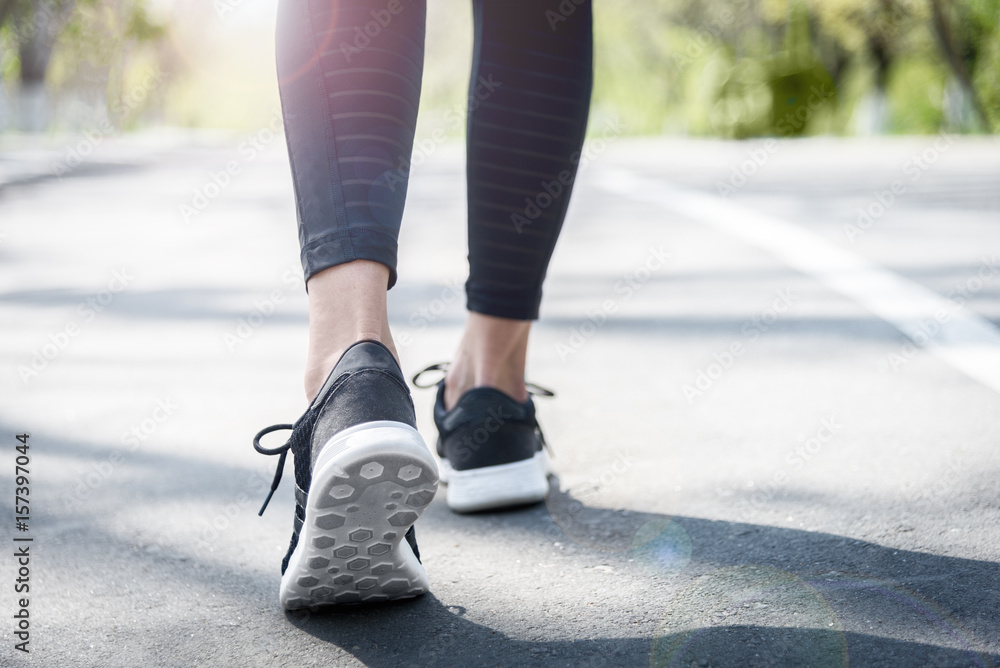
[275,0,426,399]
[260,1,436,611]
[446,0,594,407]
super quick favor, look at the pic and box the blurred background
[3,3,1000,665]
[0,0,998,138]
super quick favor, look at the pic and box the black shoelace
[253,364,557,516]
[411,362,556,452]
[411,362,556,398]
[252,421,304,516]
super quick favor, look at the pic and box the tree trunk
[865,36,892,134]
[0,0,13,129]
[0,0,18,29]
[15,0,75,130]
[928,0,988,130]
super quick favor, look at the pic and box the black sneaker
[253,341,439,609]
[412,364,552,513]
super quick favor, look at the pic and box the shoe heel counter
[444,419,540,470]
[311,369,417,463]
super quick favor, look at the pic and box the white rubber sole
[280,421,439,610]
[439,450,549,513]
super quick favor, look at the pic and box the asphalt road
[1,130,999,667]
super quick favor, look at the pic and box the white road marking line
[598,170,1000,394]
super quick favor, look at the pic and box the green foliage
[973,21,1000,132]
[954,0,1000,132]
[47,0,167,129]
[886,56,949,133]
[3,0,998,134]
[589,0,997,136]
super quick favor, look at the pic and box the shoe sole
[440,450,549,513]
[280,421,439,610]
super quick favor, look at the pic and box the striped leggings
[276,0,593,320]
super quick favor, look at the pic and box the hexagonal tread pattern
[356,578,378,590]
[406,490,434,507]
[388,511,418,527]
[397,465,422,482]
[347,558,371,571]
[316,513,346,530]
[367,543,391,556]
[360,462,384,479]
[282,444,439,609]
[328,484,354,499]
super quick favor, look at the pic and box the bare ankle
[304,261,397,401]
[444,312,531,409]
[303,328,397,400]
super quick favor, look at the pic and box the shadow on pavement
[291,599,996,668]
[281,480,998,668]
[15,425,1000,667]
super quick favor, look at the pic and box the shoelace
[411,362,556,398]
[411,362,556,452]
[253,364,557,516]
[252,421,303,516]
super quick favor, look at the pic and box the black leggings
[276,0,593,320]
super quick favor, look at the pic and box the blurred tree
[3,0,995,135]
[0,0,16,28]
[1,0,76,129]
[0,0,164,130]
[928,0,997,130]
[805,0,928,133]
[764,1,837,136]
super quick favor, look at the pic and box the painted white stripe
[598,170,1000,394]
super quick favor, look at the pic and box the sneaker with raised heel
[412,363,553,513]
[253,341,439,609]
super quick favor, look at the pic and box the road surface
[1,130,999,666]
